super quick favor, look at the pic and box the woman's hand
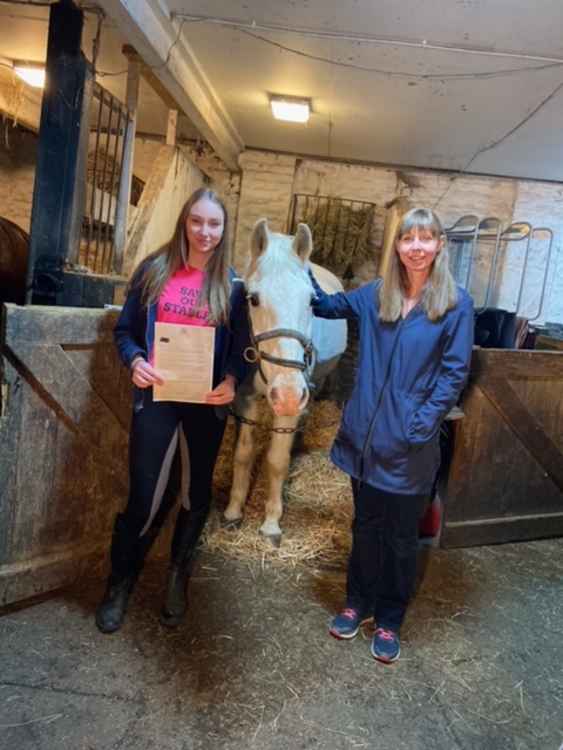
[205,374,236,405]
[131,358,164,389]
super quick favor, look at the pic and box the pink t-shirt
[157,266,210,326]
[149,266,211,364]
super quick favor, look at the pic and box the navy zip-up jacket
[114,264,250,413]
[311,276,474,495]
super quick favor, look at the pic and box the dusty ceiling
[2,0,563,181]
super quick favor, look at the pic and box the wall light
[13,62,45,89]
[270,95,311,123]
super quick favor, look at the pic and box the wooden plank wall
[441,348,563,547]
[0,304,131,605]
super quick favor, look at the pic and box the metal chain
[229,407,301,434]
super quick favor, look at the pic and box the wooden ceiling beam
[96,0,243,171]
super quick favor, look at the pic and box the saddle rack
[445,215,553,320]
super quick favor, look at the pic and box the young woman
[309,207,474,663]
[95,188,249,634]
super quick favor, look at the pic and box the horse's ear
[250,218,269,258]
[293,223,313,262]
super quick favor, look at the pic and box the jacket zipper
[359,317,404,481]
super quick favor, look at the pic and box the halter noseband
[243,295,315,386]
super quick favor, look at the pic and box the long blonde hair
[379,207,457,322]
[131,188,231,324]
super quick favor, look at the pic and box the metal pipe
[528,228,553,321]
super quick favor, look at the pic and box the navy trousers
[111,390,226,579]
[346,479,427,630]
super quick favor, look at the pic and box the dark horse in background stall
[0,217,28,305]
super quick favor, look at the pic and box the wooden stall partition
[441,348,563,548]
[0,303,131,606]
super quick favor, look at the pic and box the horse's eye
[248,292,260,307]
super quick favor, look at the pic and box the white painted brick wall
[235,149,563,324]
[510,181,563,325]
[2,127,563,325]
[233,151,297,271]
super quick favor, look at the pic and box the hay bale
[206,400,353,567]
[302,200,376,278]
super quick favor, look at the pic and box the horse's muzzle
[270,386,309,417]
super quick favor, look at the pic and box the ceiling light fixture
[13,62,45,89]
[270,95,311,123]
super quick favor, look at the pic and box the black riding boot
[96,514,159,634]
[160,506,207,627]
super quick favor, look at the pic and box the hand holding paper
[205,374,236,405]
[132,359,164,389]
[153,322,215,404]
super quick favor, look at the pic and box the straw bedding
[204,399,353,568]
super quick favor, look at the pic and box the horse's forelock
[245,232,313,340]
[245,233,312,294]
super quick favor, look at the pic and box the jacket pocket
[369,392,419,462]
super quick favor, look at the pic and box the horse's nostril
[270,387,280,403]
[300,388,308,404]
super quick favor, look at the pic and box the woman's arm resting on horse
[308,269,363,320]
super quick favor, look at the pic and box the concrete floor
[1,538,562,750]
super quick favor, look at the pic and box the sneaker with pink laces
[329,608,365,640]
[370,627,400,662]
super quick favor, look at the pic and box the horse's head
[244,218,316,417]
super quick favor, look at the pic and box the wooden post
[378,196,411,279]
[166,109,178,146]
[113,48,140,274]
[26,0,88,304]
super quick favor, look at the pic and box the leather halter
[243,294,315,386]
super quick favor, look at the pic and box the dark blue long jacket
[311,277,474,495]
[114,264,250,413]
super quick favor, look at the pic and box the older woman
[309,207,474,663]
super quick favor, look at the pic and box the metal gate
[79,82,135,275]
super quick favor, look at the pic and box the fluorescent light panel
[270,96,310,123]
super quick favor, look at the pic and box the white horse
[223,218,347,545]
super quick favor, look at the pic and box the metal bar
[342,200,355,262]
[87,84,104,270]
[515,229,533,316]
[95,90,114,272]
[102,104,122,272]
[352,201,367,258]
[529,228,554,321]
[465,223,479,292]
[331,199,343,258]
[480,217,502,308]
[320,197,332,252]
